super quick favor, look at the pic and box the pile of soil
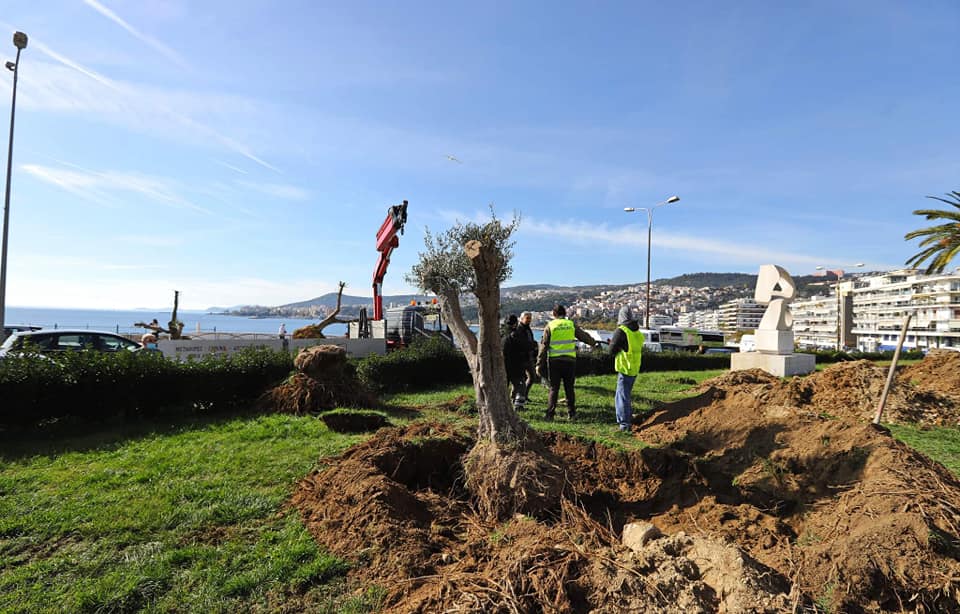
[259,345,375,414]
[292,423,794,612]
[292,360,960,611]
[685,360,959,427]
[902,350,960,403]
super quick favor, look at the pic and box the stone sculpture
[730,264,815,376]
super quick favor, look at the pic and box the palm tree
[904,191,960,274]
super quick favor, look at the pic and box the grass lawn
[0,415,380,613]
[2,365,958,612]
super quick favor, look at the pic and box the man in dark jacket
[536,304,597,420]
[517,311,537,404]
[502,314,533,411]
[608,306,644,432]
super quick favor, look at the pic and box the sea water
[5,307,345,337]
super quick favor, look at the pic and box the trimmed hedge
[4,340,924,427]
[0,348,293,426]
[355,336,472,393]
[575,348,731,375]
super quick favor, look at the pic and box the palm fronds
[904,191,960,274]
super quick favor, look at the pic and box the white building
[677,309,721,331]
[792,295,841,349]
[649,314,674,328]
[850,269,960,351]
[719,299,765,332]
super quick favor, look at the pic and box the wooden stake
[873,312,913,425]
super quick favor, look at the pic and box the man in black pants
[536,304,597,420]
[517,311,537,405]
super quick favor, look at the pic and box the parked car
[3,324,41,338]
[0,329,144,358]
[704,347,737,354]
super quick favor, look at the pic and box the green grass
[386,369,725,450]
[887,423,960,475]
[0,413,368,613]
[2,365,958,612]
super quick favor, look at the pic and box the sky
[0,1,958,310]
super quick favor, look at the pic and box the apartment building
[719,299,765,332]
[678,309,721,330]
[850,269,960,351]
[792,295,842,349]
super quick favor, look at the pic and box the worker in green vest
[608,306,645,432]
[536,304,598,420]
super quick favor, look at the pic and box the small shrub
[356,336,470,393]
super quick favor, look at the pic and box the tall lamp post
[624,195,680,329]
[0,30,27,342]
[816,262,863,350]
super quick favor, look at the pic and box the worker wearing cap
[609,306,644,433]
[536,304,597,420]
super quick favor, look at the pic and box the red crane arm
[372,200,408,320]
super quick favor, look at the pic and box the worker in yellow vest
[536,304,598,420]
[608,306,645,432]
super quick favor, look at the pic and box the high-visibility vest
[614,325,645,376]
[546,318,577,359]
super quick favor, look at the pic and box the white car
[0,329,144,358]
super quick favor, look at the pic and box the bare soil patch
[902,350,960,404]
[291,361,960,612]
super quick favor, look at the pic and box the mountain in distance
[279,293,435,310]
[655,272,756,288]
[211,271,860,313]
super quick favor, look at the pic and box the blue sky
[1,1,958,309]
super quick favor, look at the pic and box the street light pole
[624,195,680,329]
[0,31,27,342]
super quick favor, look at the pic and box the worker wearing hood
[608,306,644,432]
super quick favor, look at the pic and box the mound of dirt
[690,362,959,426]
[903,350,960,402]
[292,423,795,613]
[259,344,375,414]
[633,369,960,612]
[292,362,960,612]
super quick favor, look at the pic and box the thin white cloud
[15,39,279,172]
[82,0,188,68]
[21,163,211,214]
[236,181,311,201]
[520,216,897,272]
[214,160,249,175]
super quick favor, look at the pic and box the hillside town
[238,267,960,354]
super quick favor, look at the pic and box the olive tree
[407,211,523,444]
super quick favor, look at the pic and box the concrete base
[755,329,794,354]
[730,351,815,377]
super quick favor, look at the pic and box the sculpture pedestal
[730,352,815,377]
[755,330,794,354]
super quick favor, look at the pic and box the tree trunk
[437,288,477,361]
[313,282,347,338]
[168,290,183,340]
[464,239,523,444]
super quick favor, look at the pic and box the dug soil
[292,357,960,612]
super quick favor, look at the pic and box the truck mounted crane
[372,199,408,322]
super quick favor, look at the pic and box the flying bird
[445,154,463,164]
